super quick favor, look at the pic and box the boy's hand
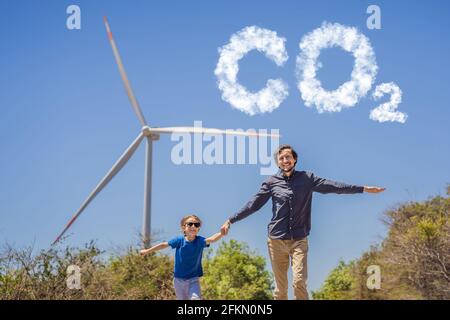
[221,220,231,235]
[139,249,148,256]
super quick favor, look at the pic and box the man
[220,144,385,300]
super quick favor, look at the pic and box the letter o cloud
[215,26,289,116]
[296,22,378,113]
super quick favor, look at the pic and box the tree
[202,240,273,299]
[381,193,450,299]
[312,260,355,300]
[314,186,449,300]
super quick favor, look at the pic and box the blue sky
[1,0,449,296]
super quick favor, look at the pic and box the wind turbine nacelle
[142,126,160,140]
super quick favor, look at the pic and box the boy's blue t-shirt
[168,235,209,279]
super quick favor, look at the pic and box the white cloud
[215,26,289,116]
[370,82,407,123]
[296,22,378,113]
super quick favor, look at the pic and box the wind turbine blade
[147,127,280,138]
[103,16,147,127]
[52,132,145,245]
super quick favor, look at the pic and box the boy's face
[183,218,201,237]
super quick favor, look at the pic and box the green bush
[202,240,273,300]
[0,239,272,300]
[313,186,450,300]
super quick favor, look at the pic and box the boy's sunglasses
[185,222,201,228]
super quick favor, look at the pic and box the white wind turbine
[52,17,279,248]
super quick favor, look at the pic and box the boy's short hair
[180,214,202,228]
[274,144,298,163]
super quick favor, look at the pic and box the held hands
[363,186,386,193]
[221,220,231,236]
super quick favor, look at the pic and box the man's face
[277,149,296,172]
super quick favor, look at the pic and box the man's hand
[364,186,386,193]
[221,220,231,236]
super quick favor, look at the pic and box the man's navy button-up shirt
[229,170,364,240]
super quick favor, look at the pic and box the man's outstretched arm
[311,173,385,194]
[221,180,271,235]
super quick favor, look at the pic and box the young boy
[140,214,224,300]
